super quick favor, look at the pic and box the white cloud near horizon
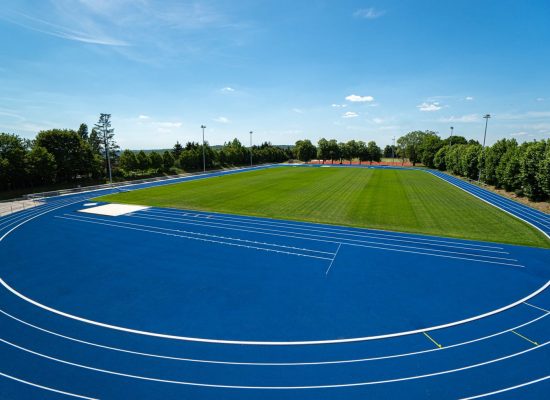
[353,8,385,19]
[346,94,374,102]
[331,104,347,108]
[342,111,359,118]
[214,116,230,123]
[417,102,442,112]
[221,87,235,93]
[439,114,479,123]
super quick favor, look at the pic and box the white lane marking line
[524,302,550,314]
[0,371,97,399]
[0,175,545,346]
[1,260,547,346]
[1,308,547,366]
[325,243,342,275]
[130,214,523,266]
[459,376,550,399]
[0,337,547,389]
[55,216,333,261]
[67,213,335,256]
[143,209,509,253]
[429,172,550,240]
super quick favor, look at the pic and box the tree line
[0,116,291,192]
[395,130,550,201]
[294,138,383,164]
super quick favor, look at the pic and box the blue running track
[0,165,548,399]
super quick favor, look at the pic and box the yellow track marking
[423,332,443,348]
[511,330,539,346]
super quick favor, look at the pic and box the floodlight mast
[250,131,253,167]
[449,126,454,147]
[392,136,396,165]
[478,114,491,182]
[201,125,206,173]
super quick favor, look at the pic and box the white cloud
[346,94,374,103]
[417,102,442,112]
[331,104,347,108]
[465,96,474,101]
[214,116,230,123]
[439,114,479,123]
[510,132,528,136]
[157,121,182,128]
[221,87,235,92]
[342,111,359,118]
[292,108,304,114]
[138,115,150,120]
[353,8,385,19]
[372,118,384,124]
[536,97,545,102]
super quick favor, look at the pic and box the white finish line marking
[78,203,150,217]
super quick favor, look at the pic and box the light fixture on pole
[201,125,206,173]
[478,114,491,182]
[449,126,454,147]
[249,131,253,167]
[392,136,396,165]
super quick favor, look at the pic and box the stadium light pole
[392,136,396,165]
[477,114,491,182]
[250,131,253,166]
[201,125,206,173]
[449,126,454,147]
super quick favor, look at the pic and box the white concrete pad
[78,203,150,216]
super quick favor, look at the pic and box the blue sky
[1,0,549,149]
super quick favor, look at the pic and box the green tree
[136,150,150,171]
[419,133,442,168]
[367,141,382,164]
[294,139,317,162]
[356,141,368,164]
[519,141,547,200]
[35,129,93,182]
[317,138,330,163]
[433,147,447,171]
[327,139,340,164]
[536,140,550,198]
[0,133,28,189]
[397,131,431,166]
[119,150,138,172]
[496,147,521,193]
[460,144,482,179]
[26,146,56,185]
[162,151,175,171]
[94,114,119,180]
[77,123,89,140]
[149,151,163,170]
[172,141,183,159]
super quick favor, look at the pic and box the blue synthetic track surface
[1,165,549,399]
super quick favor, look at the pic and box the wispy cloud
[353,8,385,19]
[496,111,550,120]
[292,108,304,114]
[417,102,442,112]
[536,97,545,102]
[214,116,230,123]
[0,9,129,46]
[439,114,479,123]
[510,131,529,136]
[346,94,374,103]
[138,115,150,120]
[465,96,474,101]
[331,104,347,108]
[342,111,359,118]
[221,87,235,93]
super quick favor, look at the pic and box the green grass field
[94,167,549,248]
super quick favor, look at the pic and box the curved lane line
[0,371,97,399]
[0,337,547,389]
[0,308,547,366]
[459,376,550,399]
[0,166,548,345]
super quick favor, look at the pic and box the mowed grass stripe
[95,167,549,248]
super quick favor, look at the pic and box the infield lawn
[95,167,549,248]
